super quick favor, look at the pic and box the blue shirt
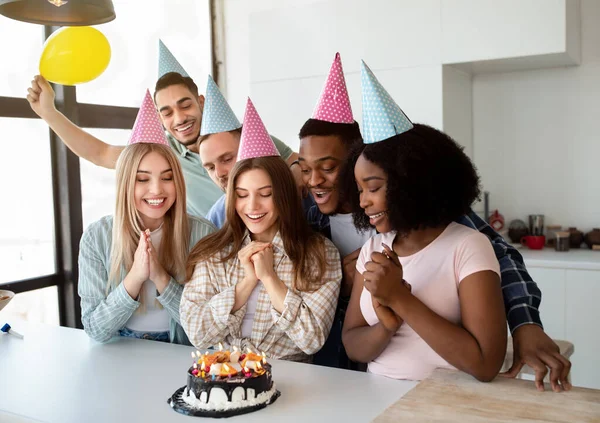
[206,194,226,229]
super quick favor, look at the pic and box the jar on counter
[546,225,562,248]
[555,231,570,252]
[568,227,584,249]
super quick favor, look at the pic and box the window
[80,128,129,229]
[0,15,44,97]
[0,0,215,328]
[1,286,59,325]
[77,0,212,107]
[0,118,55,284]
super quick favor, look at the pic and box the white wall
[223,0,446,151]
[473,0,599,230]
[443,66,473,157]
[222,0,594,229]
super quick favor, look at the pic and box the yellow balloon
[39,26,111,86]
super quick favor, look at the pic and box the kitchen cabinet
[565,269,600,390]
[527,267,566,340]
[523,250,600,389]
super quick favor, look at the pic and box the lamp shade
[0,0,115,26]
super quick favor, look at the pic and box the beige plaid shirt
[180,231,342,362]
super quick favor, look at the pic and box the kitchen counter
[373,368,600,422]
[515,246,600,270]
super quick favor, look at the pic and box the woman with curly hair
[341,122,507,382]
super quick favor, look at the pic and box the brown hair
[153,72,199,102]
[185,156,327,292]
[196,127,242,149]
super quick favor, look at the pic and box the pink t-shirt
[356,222,500,381]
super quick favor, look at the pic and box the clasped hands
[130,229,170,288]
[238,241,276,284]
[363,243,411,333]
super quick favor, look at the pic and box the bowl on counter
[0,290,15,312]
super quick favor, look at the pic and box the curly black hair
[339,123,481,235]
[298,118,363,148]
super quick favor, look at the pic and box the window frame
[0,2,218,328]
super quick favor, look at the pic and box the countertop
[373,368,600,422]
[0,320,416,423]
[515,246,600,270]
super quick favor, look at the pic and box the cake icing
[169,346,280,417]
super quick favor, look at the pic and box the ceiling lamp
[0,0,115,26]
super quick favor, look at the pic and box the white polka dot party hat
[360,60,413,144]
[237,98,280,161]
[158,39,189,78]
[312,52,354,124]
[200,75,242,136]
[128,90,169,145]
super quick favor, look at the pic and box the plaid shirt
[180,231,342,362]
[307,205,543,334]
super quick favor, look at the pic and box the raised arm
[26,75,124,169]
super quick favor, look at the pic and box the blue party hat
[360,60,413,144]
[158,40,189,78]
[200,75,242,136]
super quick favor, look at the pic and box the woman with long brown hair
[180,99,341,361]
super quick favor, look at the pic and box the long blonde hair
[108,143,190,307]
[185,156,327,292]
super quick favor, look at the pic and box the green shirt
[167,133,293,218]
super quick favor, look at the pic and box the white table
[0,321,417,423]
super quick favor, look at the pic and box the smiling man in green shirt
[26,45,297,217]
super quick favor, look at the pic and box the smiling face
[234,168,279,242]
[354,153,390,233]
[298,134,349,215]
[134,151,177,230]
[199,131,241,191]
[155,84,204,149]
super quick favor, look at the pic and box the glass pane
[0,15,44,97]
[0,118,55,283]
[1,286,59,326]
[80,128,129,229]
[77,0,212,107]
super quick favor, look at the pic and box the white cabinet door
[527,267,566,340]
[565,269,600,389]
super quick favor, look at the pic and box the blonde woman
[78,143,215,344]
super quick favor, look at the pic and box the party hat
[158,39,189,78]
[128,90,168,145]
[237,98,280,161]
[200,75,242,136]
[360,60,413,144]
[312,52,354,123]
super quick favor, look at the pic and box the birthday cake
[168,347,280,418]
